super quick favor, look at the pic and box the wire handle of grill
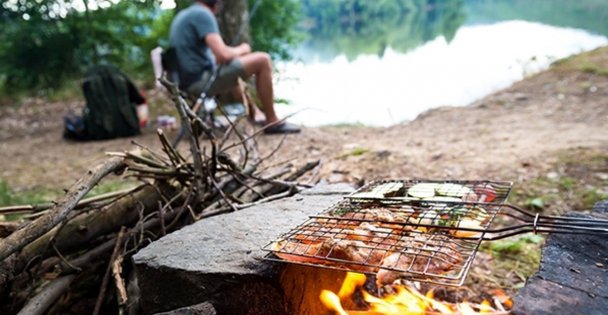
[314,199,608,241]
[336,200,608,241]
[479,203,608,240]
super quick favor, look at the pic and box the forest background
[0,0,450,98]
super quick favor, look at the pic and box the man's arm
[206,33,251,64]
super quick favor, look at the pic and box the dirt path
[1,47,607,201]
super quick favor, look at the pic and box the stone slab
[133,183,354,314]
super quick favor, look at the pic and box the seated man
[169,0,300,134]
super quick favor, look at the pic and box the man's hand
[237,43,251,56]
[206,33,251,63]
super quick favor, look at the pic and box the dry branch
[16,274,77,315]
[1,75,317,314]
[93,227,126,315]
[0,157,125,261]
[0,183,179,290]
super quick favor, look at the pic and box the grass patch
[46,82,83,103]
[579,63,608,77]
[0,180,55,207]
[479,234,544,289]
[0,178,137,208]
[550,46,608,77]
[337,147,370,159]
[508,148,608,214]
[86,179,137,197]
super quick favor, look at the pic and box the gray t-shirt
[169,4,219,88]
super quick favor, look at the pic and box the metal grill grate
[347,179,512,204]
[263,199,504,286]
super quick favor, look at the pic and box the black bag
[64,65,144,141]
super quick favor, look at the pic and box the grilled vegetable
[452,218,483,238]
[474,184,497,202]
[407,183,438,198]
[436,183,473,197]
[351,182,404,199]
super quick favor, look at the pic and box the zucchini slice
[436,183,473,197]
[407,183,438,198]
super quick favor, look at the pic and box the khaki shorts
[186,59,247,99]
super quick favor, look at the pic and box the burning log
[0,78,315,314]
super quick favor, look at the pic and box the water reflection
[297,0,465,62]
[275,0,608,127]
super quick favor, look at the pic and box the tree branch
[0,157,125,261]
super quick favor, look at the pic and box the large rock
[132,183,354,314]
[513,201,608,315]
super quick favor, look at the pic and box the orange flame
[320,272,510,315]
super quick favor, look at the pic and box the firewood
[1,74,317,315]
[0,157,126,261]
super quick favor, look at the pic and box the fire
[320,272,511,315]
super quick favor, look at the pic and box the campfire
[320,272,512,315]
[268,180,608,315]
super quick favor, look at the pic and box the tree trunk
[217,0,250,45]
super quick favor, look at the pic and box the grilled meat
[272,207,464,284]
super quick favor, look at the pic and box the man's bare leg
[237,52,280,124]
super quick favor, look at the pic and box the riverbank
[1,46,606,205]
[0,45,607,297]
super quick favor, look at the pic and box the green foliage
[489,234,544,255]
[0,0,159,95]
[508,148,608,214]
[524,197,545,211]
[479,233,544,289]
[249,0,303,60]
[580,63,608,77]
[0,0,302,96]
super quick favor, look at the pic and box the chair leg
[172,126,186,148]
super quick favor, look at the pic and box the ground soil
[1,46,607,303]
[1,47,606,198]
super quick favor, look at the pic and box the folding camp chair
[161,48,249,147]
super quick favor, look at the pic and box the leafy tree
[0,0,159,94]
[248,0,302,60]
[0,0,302,96]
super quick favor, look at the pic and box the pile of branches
[0,79,318,315]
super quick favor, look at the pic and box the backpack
[64,65,144,141]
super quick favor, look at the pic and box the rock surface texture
[513,200,608,315]
[132,183,354,314]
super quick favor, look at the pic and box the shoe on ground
[263,122,301,134]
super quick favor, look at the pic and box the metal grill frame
[263,199,505,286]
[347,179,513,204]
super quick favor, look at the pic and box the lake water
[274,0,608,127]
